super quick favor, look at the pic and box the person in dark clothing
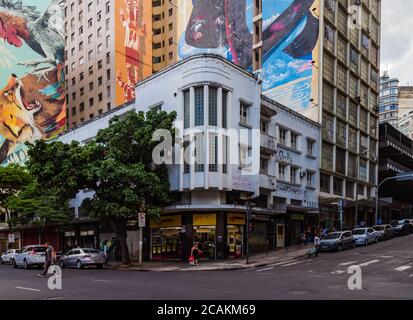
[38,242,55,278]
[190,242,202,267]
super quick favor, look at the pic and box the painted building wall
[262,0,320,120]
[114,0,152,107]
[176,0,253,69]
[0,0,66,164]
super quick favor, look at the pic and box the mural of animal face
[0,10,30,48]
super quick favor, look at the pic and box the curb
[108,252,308,272]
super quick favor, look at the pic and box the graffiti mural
[0,0,66,164]
[177,0,254,69]
[115,0,152,106]
[262,0,320,119]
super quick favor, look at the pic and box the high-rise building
[257,0,381,227]
[379,72,399,127]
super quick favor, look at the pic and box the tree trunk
[111,220,131,265]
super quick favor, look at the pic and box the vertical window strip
[209,87,218,126]
[183,140,190,174]
[222,91,227,129]
[222,135,228,174]
[209,134,218,172]
[184,90,190,129]
[195,87,204,126]
[195,133,204,172]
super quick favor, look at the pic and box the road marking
[339,261,358,266]
[270,260,297,266]
[381,256,394,259]
[15,286,41,292]
[331,270,346,275]
[91,279,112,283]
[282,261,306,267]
[358,260,380,267]
[395,266,412,272]
[257,267,275,272]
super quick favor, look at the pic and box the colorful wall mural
[176,0,254,69]
[115,0,152,107]
[0,0,66,165]
[262,0,320,120]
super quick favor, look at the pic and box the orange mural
[115,0,152,107]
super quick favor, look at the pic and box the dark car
[319,231,355,252]
[390,220,410,236]
[373,224,395,241]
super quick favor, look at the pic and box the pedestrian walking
[314,234,321,257]
[190,242,202,267]
[38,242,55,278]
[301,231,307,247]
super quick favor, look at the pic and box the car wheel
[12,259,17,268]
[375,237,379,243]
[76,260,83,270]
[23,259,30,270]
[96,264,103,269]
[364,240,368,246]
[337,244,343,252]
[59,260,65,268]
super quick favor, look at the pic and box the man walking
[314,234,321,257]
[38,242,55,278]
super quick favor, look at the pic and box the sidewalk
[106,245,310,272]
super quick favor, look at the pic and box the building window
[106,18,110,31]
[320,173,331,193]
[291,167,298,184]
[98,76,102,86]
[194,87,204,126]
[80,87,84,96]
[336,148,346,175]
[208,87,217,126]
[183,89,190,129]
[209,134,218,172]
[260,158,268,174]
[88,66,93,75]
[307,139,314,156]
[240,102,250,125]
[222,135,228,173]
[89,98,94,107]
[279,164,286,181]
[88,19,92,28]
[291,132,298,150]
[307,172,314,188]
[89,82,94,90]
[98,93,103,102]
[321,143,334,171]
[106,1,110,14]
[333,178,343,196]
[183,140,190,174]
[80,72,84,81]
[194,133,204,172]
[279,128,287,146]
[88,50,93,60]
[222,90,227,129]
[79,102,84,112]
[106,86,111,98]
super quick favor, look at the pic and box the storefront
[227,213,245,258]
[193,214,217,260]
[150,215,183,260]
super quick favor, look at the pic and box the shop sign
[193,214,216,226]
[64,231,75,237]
[80,230,94,236]
[8,233,14,244]
[150,215,182,229]
[227,213,246,225]
[291,214,305,221]
[138,213,146,228]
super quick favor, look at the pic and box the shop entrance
[150,215,183,261]
[276,224,285,248]
[193,226,216,260]
[227,225,243,258]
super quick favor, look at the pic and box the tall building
[379,72,399,127]
[397,86,413,140]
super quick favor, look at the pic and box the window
[88,50,93,60]
[80,87,84,96]
[194,87,204,126]
[183,89,190,129]
[333,178,343,196]
[98,76,102,86]
[194,133,204,172]
[279,128,287,146]
[260,158,268,174]
[321,143,333,171]
[88,2,92,12]
[79,41,84,51]
[222,90,227,129]
[71,107,76,116]
[261,121,268,134]
[89,98,94,107]
[222,135,228,173]
[291,167,298,184]
[183,140,190,174]
[97,43,103,53]
[98,60,102,69]
[106,1,110,13]
[88,66,93,75]
[208,87,217,126]
[169,8,173,16]
[72,92,76,100]
[88,34,92,44]
[89,82,94,90]
[88,19,92,28]
[106,69,110,80]
[106,18,110,31]
[307,139,314,156]
[209,134,218,172]
[97,11,102,21]
[97,27,102,37]
[71,77,75,86]
[336,148,346,174]
[106,86,111,98]
[291,133,298,150]
[80,72,84,81]
[320,173,331,193]
[240,102,249,125]
[79,102,84,112]
[279,164,286,181]
[106,36,110,48]
[307,172,314,188]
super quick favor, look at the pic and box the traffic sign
[138,213,146,228]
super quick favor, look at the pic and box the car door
[70,249,81,266]
[344,232,353,248]
[63,250,73,266]
[368,229,375,243]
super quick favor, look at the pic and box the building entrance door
[276,224,285,248]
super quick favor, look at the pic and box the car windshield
[323,233,341,240]
[33,247,46,252]
[83,249,101,254]
[374,226,385,230]
[353,229,367,235]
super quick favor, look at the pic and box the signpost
[138,213,146,264]
[338,199,345,231]
[8,233,14,244]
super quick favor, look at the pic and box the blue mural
[262,0,320,113]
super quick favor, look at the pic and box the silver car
[59,248,106,269]
[13,245,46,269]
[1,249,19,264]
[352,228,380,246]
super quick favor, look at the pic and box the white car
[1,249,19,264]
[13,245,46,269]
[352,228,380,246]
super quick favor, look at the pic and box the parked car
[390,220,411,236]
[319,231,355,252]
[13,245,46,269]
[352,228,379,246]
[373,224,395,241]
[58,248,106,269]
[0,249,19,264]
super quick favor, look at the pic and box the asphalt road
[1,234,413,300]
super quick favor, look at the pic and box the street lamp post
[375,173,413,225]
[245,199,256,265]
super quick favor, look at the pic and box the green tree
[83,110,176,264]
[0,164,33,229]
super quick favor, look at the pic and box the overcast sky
[380,0,413,85]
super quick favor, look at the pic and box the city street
[1,234,413,300]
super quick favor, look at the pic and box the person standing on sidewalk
[314,234,321,257]
[190,242,202,267]
[38,242,55,278]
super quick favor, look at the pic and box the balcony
[259,174,277,191]
[260,133,277,154]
